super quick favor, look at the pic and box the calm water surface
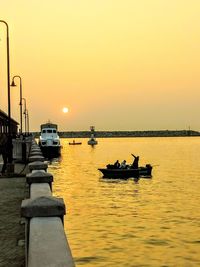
[48,137,200,267]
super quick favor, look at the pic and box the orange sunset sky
[1,0,200,132]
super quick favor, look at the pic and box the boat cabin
[40,123,60,146]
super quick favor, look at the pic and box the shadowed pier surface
[0,175,28,267]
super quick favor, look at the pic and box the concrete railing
[13,136,32,162]
[21,141,75,267]
[28,217,74,267]
[30,183,51,198]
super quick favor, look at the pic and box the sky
[0,0,200,132]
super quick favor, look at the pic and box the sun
[62,107,69,113]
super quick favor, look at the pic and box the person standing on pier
[0,133,9,175]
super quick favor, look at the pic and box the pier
[0,137,75,267]
[0,164,28,266]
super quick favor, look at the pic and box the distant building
[0,109,18,134]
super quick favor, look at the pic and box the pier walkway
[0,163,28,267]
[0,138,74,267]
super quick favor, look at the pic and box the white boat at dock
[38,122,61,157]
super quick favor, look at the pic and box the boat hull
[69,142,82,145]
[40,145,61,158]
[98,166,152,179]
[88,140,98,145]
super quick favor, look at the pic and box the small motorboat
[98,164,152,179]
[69,140,82,145]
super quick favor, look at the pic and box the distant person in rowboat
[113,160,120,168]
[120,160,127,169]
[131,154,139,169]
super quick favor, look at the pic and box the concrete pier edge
[20,139,75,267]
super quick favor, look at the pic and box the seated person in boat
[120,160,127,169]
[131,154,139,169]
[107,160,120,169]
[113,160,120,168]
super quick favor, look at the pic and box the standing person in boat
[113,160,120,168]
[131,154,139,169]
[120,160,127,169]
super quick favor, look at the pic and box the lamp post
[11,75,23,134]
[22,98,27,135]
[0,20,12,163]
[26,109,29,135]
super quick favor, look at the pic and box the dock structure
[0,138,75,267]
[0,109,18,134]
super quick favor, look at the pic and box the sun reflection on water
[48,137,200,267]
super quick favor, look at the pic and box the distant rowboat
[69,142,82,145]
[69,140,82,145]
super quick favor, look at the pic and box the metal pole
[22,98,27,135]
[0,20,12,163]
[20,80,22,133]
[26,110,29,135]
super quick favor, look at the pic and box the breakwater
[33,130,200,138]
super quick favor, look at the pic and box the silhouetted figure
[131,154,139,169]
[0,134,9,174]
[113,160,120,168]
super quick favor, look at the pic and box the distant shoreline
[32,130,200,138]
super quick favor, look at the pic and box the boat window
[53,129,56,133]
[42,130,46,133]
[47,130,52,133]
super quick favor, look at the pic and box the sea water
[48,137,200,267]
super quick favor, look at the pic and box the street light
[11,75,23,134]
[0,20,12,163]
[26,109,29,135]
[22,98,27,135]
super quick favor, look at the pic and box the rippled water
[48,137,200,267]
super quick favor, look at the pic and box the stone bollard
[21,196,66,222]
[26,171,53,191]
[30,147,41,150]
[29,155,45,163]
[29,152,43,158]
[31,147,41,152]
[28,161,48,172]
[30,149,42,154]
